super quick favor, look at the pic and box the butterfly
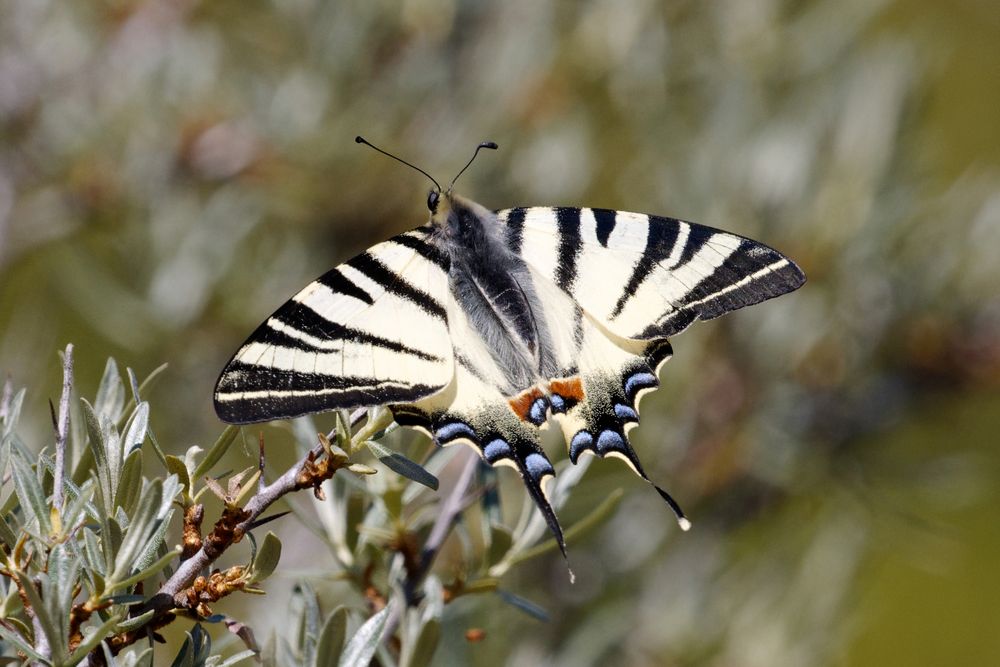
[214,138,806,556]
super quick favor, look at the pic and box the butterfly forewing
[499,207,806,341]
[214,226,454,424]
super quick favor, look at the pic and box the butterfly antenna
[355,136,441,192]
[448,140,498,192]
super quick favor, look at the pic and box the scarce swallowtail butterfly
[214,138,806,557]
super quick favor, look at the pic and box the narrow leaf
[165,455,191,495]
[248,532,281,584]
[498,590,550,622]
[192,426,239,480]
[365,441,438,490]
[112,547,181,592]
[114,450,144,515]
[123,402,149,453]
[10,448,50,535]
[215,650,257,667]
[94,357,125,423]
[314,606,347,667]
[337,606,391,667]
[114,609,156,632]
[401,618,440,667]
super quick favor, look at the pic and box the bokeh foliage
[1,0,999,665]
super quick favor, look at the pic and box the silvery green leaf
[95,357,125,423]
[115,549,181,588]
[165,455,191,495]
[106,594,145,606]
[214,650,257,667]
[84,527,106,575]
[48,543,81,644]
[169,623,212,667]
[192,426,239,480]
[248,532,281,584]
[400,617,439,667]
[365,440,438,491]
[123,402,149,453]
[10,447,50,535]
[159,474,183,516]
[1,387,25,438]
[0,515,16,552]
[111,479,162,583]
[114,450,143,515]
[291,583,321,665]
[81,398,114,516]
[337,606,391,667]
[114,609,156,632]
[103,415,123,497]
[314,606,347,667]
[127,367,142,405]
[132,510,172,576]
[498,590,550,622]
[61,478,98,527]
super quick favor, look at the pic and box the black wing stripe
[676,224,712,267]
[267,300,443,361]
[592,208,616,247]
[345,252,448,320]
[316,267,374,305]
[389,232,451,272]
[610,215,680,318]
[555,207,582,292]
[217,361,430,394]
[504,207,526,254]
[215,381,440,424]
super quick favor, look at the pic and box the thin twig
[53,344,73,512]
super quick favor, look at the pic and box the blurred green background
[2,0,999,664]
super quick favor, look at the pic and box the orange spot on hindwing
[549,376,584,413]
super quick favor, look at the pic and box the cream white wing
[214,226,454,424]
[498,207,805,341]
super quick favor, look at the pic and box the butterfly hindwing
[214,226,454,424]
[499,207,806,341]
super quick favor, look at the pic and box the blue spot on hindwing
[528,397,548,425]
[569,431,593,463]
[483,438,512,463]
[614,404,639,422]
[624,372,657,398]
[524,452,554,481]
[549,394,566,413]
[435,421,477,443]
[596,430,626,456]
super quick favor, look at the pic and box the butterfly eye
[427,189,440,213]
